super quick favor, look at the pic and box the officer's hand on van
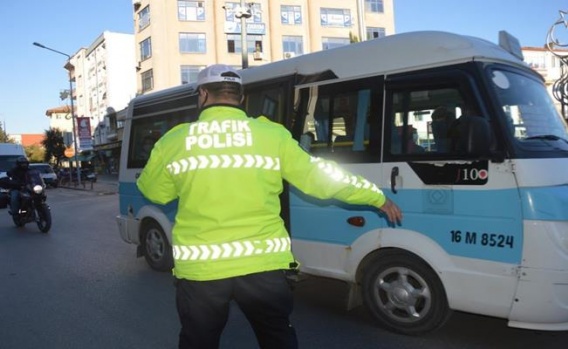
[378,198,403,226]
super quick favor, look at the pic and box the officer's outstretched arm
[279,134,403,225]
[377,198,403,226]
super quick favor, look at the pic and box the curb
[56,182,117,195]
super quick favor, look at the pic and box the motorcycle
[0,169,52,233]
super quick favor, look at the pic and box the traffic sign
[64,147,75,158]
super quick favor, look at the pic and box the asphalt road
[0,188,566,348]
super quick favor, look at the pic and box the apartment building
[68,31,137,149]
[132,0,394,94]
[45,106,74,134]
[40,32,137,171]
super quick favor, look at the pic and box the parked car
[29,163,58,188]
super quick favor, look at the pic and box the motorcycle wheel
[36,204,52,233]
[12,213,24,227]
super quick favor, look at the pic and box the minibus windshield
[489,68,568,151]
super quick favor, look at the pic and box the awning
[93,141,121,151]
[65,154,96,162]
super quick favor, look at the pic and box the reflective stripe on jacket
[137,105,386,281]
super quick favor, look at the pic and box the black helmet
[16,156,29,170]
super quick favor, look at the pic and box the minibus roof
[131,31,529,105]
[239,30,529,84]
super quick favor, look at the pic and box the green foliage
[0,123,15,143]
[26,144,46,162]
[42,128,66,166]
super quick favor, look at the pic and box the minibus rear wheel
[362,249,451,335]
[141,220,173,272]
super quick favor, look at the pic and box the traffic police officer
[137,64,403,349]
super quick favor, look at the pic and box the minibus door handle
[390,166,399,194]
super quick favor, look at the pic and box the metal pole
[33,42,81,185]
[356,0,365,41]
[240,0,249,69]
[67,73,81,186]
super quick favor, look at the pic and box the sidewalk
[57,173,118,195]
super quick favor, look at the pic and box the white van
[0,143,26,179]
[116,31,568,335]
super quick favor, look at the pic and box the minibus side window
[245,81,291,126]
[128,107,198,169]
[386,86,480,159]
[129,117,163,169]
[298,78,382,163]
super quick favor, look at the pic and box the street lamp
[223,1,253,69]
[33,42,81,185]
[235,1,252,69]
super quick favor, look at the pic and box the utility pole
[33,42,82,185]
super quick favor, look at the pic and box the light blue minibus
[117,31,568,335]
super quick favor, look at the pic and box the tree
[0,123,15,143]
[26,144,46,162]
[42,128,66,167]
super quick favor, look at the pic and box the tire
[36,204,52,233]
[12,214,24,227]
[141,221,173,272]
[362,250,451,335]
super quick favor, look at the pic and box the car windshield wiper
[524,134,568,143]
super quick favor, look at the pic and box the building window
[224,2,240,22]
[366,27,386,40]
[227,35,238,53]
[282,36,303,56]
[179,33,206,53]
[322,37,350,50]
[320,8,351,27]
[138,5,151,31]
[181,65,205,84]
[227,34,262,53]
[365,0,384,13]
[140,37,152,61]
[224,2,262,23]
[178,1,205,21]
[281,5,301,25]
[141,69,154,93]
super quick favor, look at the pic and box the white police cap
[197,64,242,88]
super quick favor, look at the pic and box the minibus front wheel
[362,249,451,335]
[141,220,173,272]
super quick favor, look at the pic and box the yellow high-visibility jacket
[137,105,386,281]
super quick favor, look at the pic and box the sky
[1,0,567,135]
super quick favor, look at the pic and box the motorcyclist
[7,156,30,215]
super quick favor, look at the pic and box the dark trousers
[175,270,298,349]
[10,190,20,214]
